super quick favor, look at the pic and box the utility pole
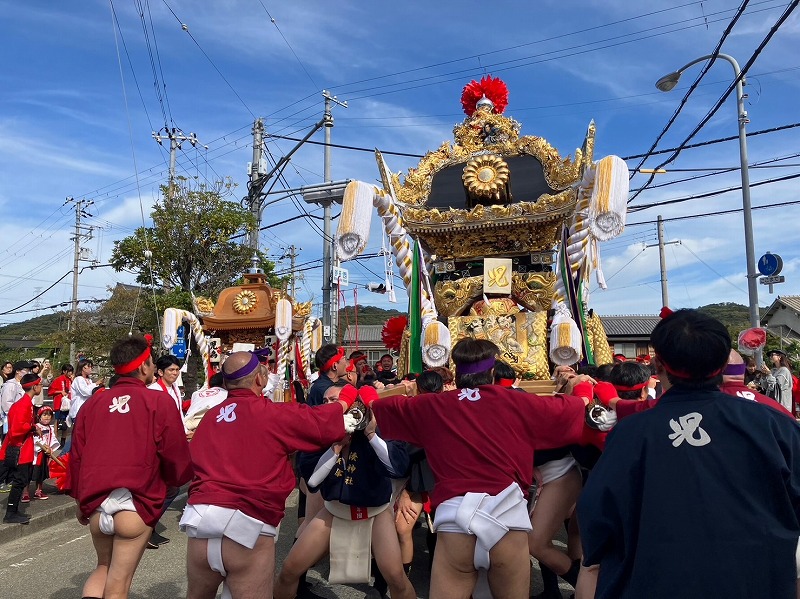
[67,198,95,367]
[281,245,300,298]
[248,118,265,251]
[152,127,200,200]
[644,215,680,308]
[322,90,347,344]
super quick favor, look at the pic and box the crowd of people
[1,308,800,599]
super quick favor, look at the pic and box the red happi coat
[187,388,346,526]
[0,394,35,464]
[372,385,586,508]
[68,377,193,527]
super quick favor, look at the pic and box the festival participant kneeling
[67,335,193,599]
[370,338,594,599]
[180,351,362,599]
[577,309,800,599]
[274,383,413,599]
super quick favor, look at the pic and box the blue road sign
[758,252,783,277]
[171,330,187,360]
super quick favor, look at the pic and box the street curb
[0,491,189,545]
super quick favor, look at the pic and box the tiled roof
[344,317,660,342]
[342,324,384,343]
[599,315,660,337]
[777,295,800,313]
[762,295,800,326]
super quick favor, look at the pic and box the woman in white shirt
[68,359,100,422]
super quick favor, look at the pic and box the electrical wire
[161,0,256,118]
[629,0,800,204]
[627,0,750,185]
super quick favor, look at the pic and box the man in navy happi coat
[578,309,800,599]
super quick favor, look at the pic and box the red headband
[614,382,648,392]
[114,335,153,374]
[322,347,345,372]
[655,354,725,380]
[497,378,515,387]
[22,377,42,390]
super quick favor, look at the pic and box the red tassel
[381,316,408,352]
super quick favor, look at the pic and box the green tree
[110,177,279,294]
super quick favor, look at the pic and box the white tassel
[549,310,583,366]
[589,155,628,241]
[275,298,293,341]
[161,308,180,349]
[336,181,374,260]
[310,318,323,352]
[422,321,451,367]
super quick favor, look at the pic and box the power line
[627,197,800,227]
[627,0,750,185]
[161,0,256,118]
[629,0,800,203]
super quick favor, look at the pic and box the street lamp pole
[656,53,760,359]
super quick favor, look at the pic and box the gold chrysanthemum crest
[462,155,509,200]
[232,290,258,314]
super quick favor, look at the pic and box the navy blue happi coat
[578,386,800,599]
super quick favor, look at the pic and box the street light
[656,53,761,360]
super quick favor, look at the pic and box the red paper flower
[461,75,509,116]
[738,327,767,350]
[381,316,408,352]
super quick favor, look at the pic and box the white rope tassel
[161,308,180,349]
[422,321,451,367]
[336,181,374,260]
[162,308,210,389]
[549,310,583,366]
[275,299,293,342]
[310,318,323,353]
[589,155,628,241]
[301,317,313,378]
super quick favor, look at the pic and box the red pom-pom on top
[659,306,674,319]
[461,75,509,116]
[144,333,154,346]
[381,316,408,352]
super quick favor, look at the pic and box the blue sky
[1,0,799,330]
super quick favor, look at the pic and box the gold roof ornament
[382,76,588,262]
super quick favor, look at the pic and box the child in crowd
[30,406,60,500]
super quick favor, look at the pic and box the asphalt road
[0,489,571,598]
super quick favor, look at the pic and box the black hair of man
[60,363,74,374]
[21,373,41,389]
[452,338,498,389]
[593,363,615,382]
[108,374,121,388]
[109,336,151,377]
[493,360,517,383]
[416,370,444,394]
[155,354,181,372]
[209,372,224,388]
[314,344,341,373]
[650,308,730,388]
[609,362,651,400]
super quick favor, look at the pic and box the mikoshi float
[335,75,629,380]
[160,263,323,399]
